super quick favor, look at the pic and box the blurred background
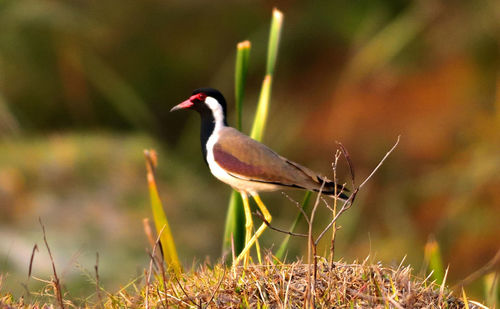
[0,0,499,303]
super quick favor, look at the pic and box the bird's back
[212,127,344,196]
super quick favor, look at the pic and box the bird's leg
[252,194,269,264]
[240,191,253,266]
[234,193,272,266]
[254,227,262,264]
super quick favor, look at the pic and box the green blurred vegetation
[0,0,499,304]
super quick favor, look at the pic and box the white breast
[203,96,281,194]
[205,131,281,195]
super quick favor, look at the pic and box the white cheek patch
[204,97,225,130]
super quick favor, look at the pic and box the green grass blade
[483,272,499,308]
[250,8,283,141]
[144,150,182,274]
[266,9,283,76]
[223,9,284,258]
[222,191,246,258]
[221,41,251,257]
[275,191,311,261]
[424,236,444,284]
[234,40,251,131]
[250,75,272,141]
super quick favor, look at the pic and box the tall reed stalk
[222,9,283,258]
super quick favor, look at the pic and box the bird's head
[171,88,228,124]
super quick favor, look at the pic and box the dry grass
[141,258,471,308]
[1,256,484,308]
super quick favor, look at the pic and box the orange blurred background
[0,0,498,302]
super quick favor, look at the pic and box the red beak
[170,99,194,112]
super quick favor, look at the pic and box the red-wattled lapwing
[171,88,348,265]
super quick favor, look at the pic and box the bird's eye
[196,93,207,101]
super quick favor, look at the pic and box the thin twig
[205,267,226,308]
[253,211,308,237]
[330,150,341,264]
[155,285,166,309]
[315,189,357,245]
[145,257,154,308]
[145,224,166,309]
[359,135,400,189]
[337,142,355,186]
[306,179,325,308]
[172,275,199,308]
[156,240,169,309]
[281,192,311,225]
[28,244,38,278]
[39,218,64,309]
[143,218,157,250]
[95,252,103,308]
[452,248,500,290]
[316,136,400,245]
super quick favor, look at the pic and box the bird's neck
[200,112,227,162]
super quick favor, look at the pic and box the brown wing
[213,127,327,191]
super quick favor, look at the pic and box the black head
[170,88,228,123]
[171,88,229,161]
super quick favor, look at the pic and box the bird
[170,88,348,265]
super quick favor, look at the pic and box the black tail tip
[327,182,350,200]
[336,191,349,200]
